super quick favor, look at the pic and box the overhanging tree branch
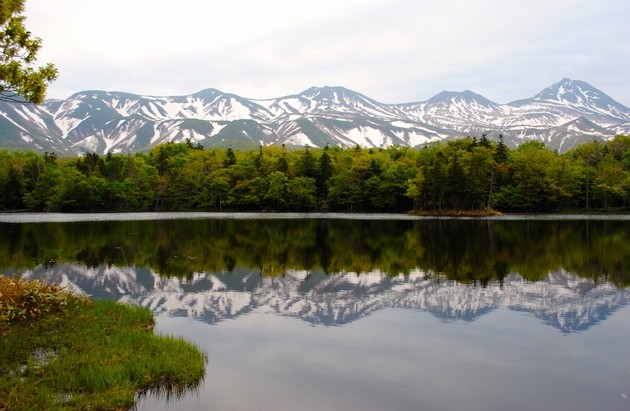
[0,0,57,104]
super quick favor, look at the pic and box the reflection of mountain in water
[14,265,630,333]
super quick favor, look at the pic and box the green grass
[0,275,207,411]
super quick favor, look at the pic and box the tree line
[1,135,630,213]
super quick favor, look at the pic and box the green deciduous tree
[565,141,604,209]
[0,0,57,103]
[0,149,25,209]
[444,154,469,210]
[405,171,424,211]
[204,169,232,211]
[494,141,566,211]
[285,177,317,210]
[465,146,497,209]
[21,152,60,210]
[265,171,288,210]
[593,153,626,209]
[233,176,268,209]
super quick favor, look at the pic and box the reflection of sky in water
[138,307,630,411]
[3,215,630,410]
[10,263,630,410]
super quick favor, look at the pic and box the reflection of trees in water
[1,219,629,287]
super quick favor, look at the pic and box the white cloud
[24,0,630,105]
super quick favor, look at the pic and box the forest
[1,135,630,213]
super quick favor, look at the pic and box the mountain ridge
[1,78,628,154]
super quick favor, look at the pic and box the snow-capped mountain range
[13,264,630,333]
[1,78,629,154]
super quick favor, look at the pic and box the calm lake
[1,213,630,411]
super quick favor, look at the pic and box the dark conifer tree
[223,148,237,167]
[494,134,509,164]
[317,145,333,200]
[296,146,316,178]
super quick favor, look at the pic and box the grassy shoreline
[0,275,206,411]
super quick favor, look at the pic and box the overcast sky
[25,0,630,105]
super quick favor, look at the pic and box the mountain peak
[426,90,497,107]
[300,85,360,100]
[527,78,630,120]
[191,88,228,99]
[534,78,602,103]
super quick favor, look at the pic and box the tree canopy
[1,136,630,213]
[0,0,57,103]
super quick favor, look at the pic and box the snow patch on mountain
[283,133,316,147]
[1,78,629,154]
[345,127,391,147]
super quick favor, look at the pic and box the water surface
[1,214,629,410]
